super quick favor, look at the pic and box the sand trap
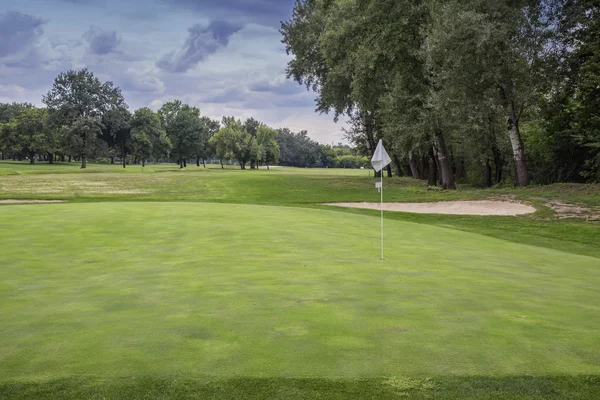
[0,200,67,204]
[325,200,536,216]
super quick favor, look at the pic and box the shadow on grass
[1,376,599,399]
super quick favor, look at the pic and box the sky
[0,0,346,143]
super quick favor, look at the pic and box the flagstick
[380,171,384,260]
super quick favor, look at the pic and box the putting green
[0,202,599,382]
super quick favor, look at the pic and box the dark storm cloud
[164,0,295,24]
[84,27,121,55]
[156,20,241,73]
[0,11,46,58]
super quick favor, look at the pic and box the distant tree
[244,117,262,168]
[159,101,204,168]
[66,117,104,168]
[199,117,220,167]
[256,125,280,169]
[131,107,171,166]
[101,107,131,167]
[130,130,152,168]
[319,144,337,168]
[43,69,127,168]
[12,108,51,164]
[211,117,253,169]
[0,103,35,160]
[276,128,321,167]
[210,122,236,168]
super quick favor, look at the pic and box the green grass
[2,161,599,259]
[1,161,600,398]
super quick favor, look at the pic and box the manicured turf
[1,204,599,378]
[1,162,599,398]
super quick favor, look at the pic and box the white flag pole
[380,170,384,260]
[371,139,391,261]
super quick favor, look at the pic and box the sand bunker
[325,200,536,216]
[0,200,67,204]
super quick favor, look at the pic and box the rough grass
[1,162,600,398]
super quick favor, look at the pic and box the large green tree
[43,69,127,168]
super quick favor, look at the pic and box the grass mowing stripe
[1,376,599,399]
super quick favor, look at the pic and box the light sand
[325,200,536,216]
[0,200,67,204]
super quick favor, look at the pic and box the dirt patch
[0,200,67,204]
[546,201,600,221]
[325,200,536,216]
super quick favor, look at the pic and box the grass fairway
[1,202,600,398]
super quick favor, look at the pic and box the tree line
[282,0,599,186]
[0,69,369,170]
[0,70,278,169]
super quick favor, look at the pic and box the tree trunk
[418,154,426,179]
[220,159,224,169]
[456,157,466,181]
[179,158,184,169]
[506,102,528,186]
[250,161,256,169]
[483,159,492,188]
[266,164,270,170]
[110,157,115,164]
[433,128,456,189]
[499,85,528,186]
[48,153,54,164]
[121,143,126,168]
[408,151,420,179]
[427,147,438,186]
[392,154,403,177]
[386,164,392,177]
[81,156,87,169]
[29,152,35,164]
[202,158,206,168]
[183,159,187,168]
[196,157,200,167]
[142,159,146,167]
[68,155,72,162]
[492,147,503,184]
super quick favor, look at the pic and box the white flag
[370,139,392,172]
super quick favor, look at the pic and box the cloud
[0,11,46,58]
[0,84,26,95]
[249,78,304,96]
[84,27,121,55]
[156,20,241,73]
[163,0,295,25]
[119,68,166,94]
[148,99,164,110]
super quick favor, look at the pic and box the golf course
[1,162,599,399]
